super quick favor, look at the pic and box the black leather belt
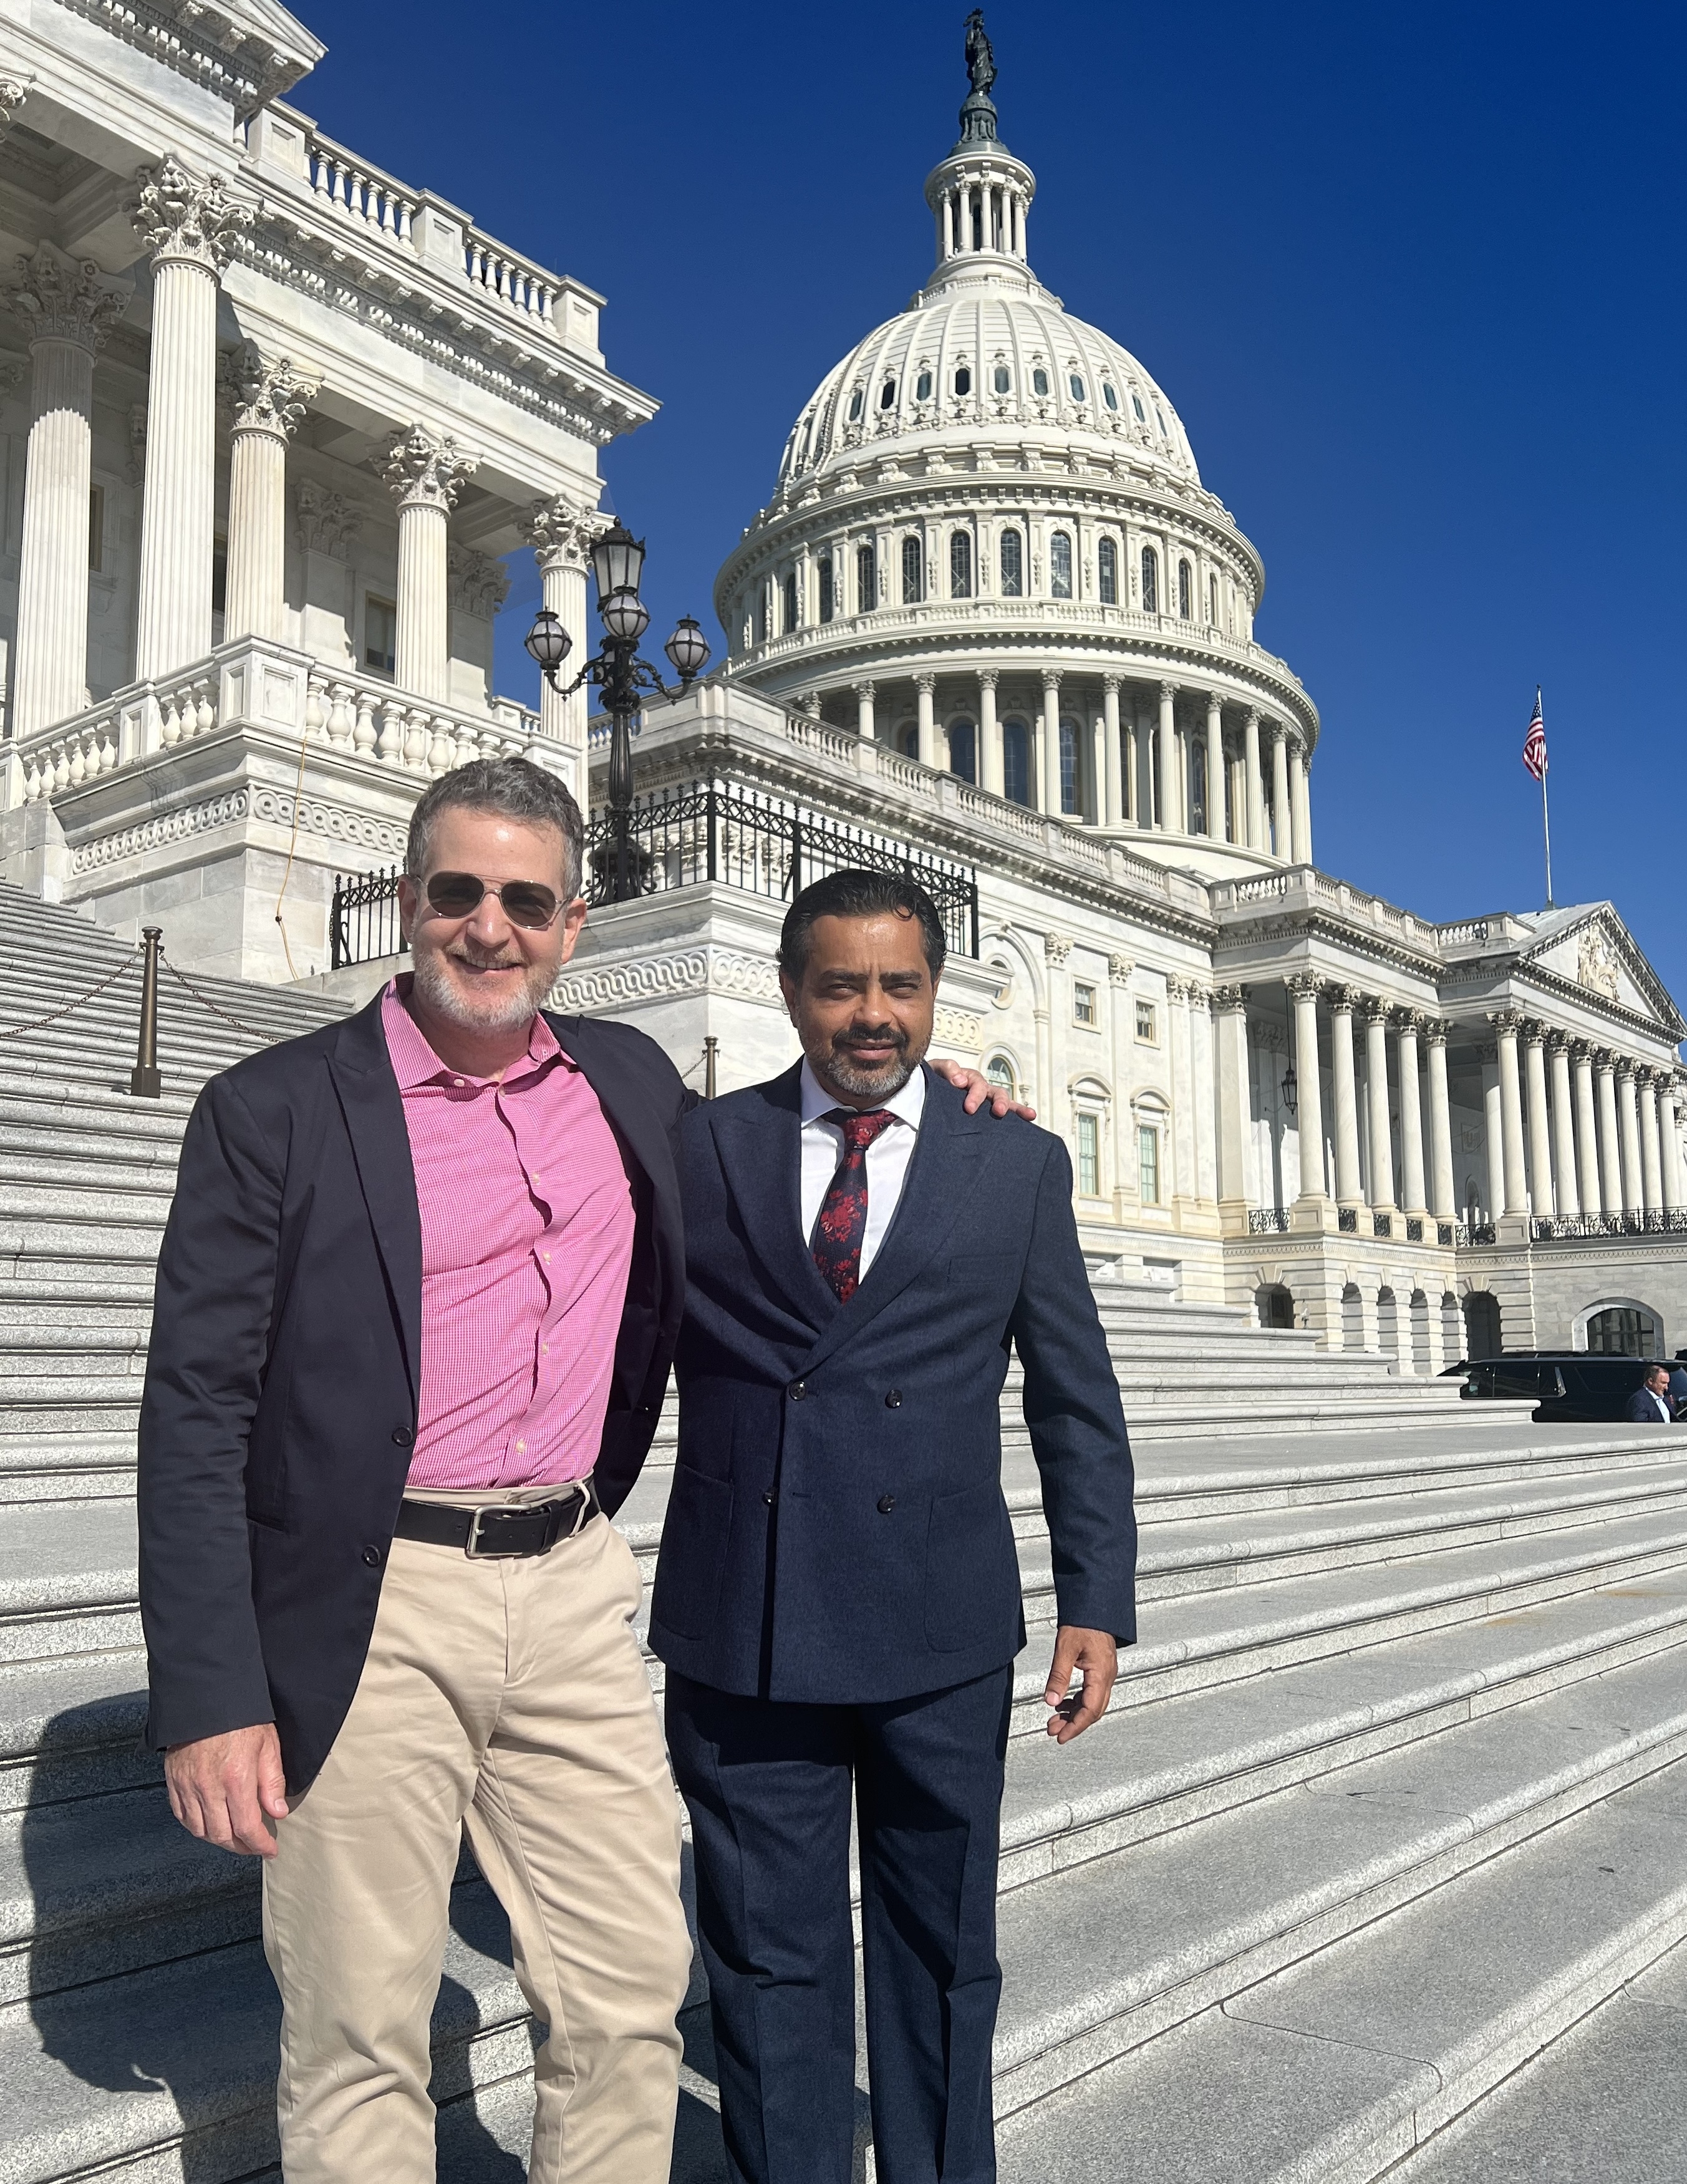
[394,1479,599,1558]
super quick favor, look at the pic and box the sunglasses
[421,871,565,930]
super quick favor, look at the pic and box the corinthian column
[1290,740,1313,864]
[1595,1052,1623,1217]
[1101,675,1122,825]
[1396,1012,1428,1218]
[1490,1011,1529,1215]
[1548,1033,1579,1218]
[916,673,939,770]
[525,494,608,751]
[1573,1043,1603,1217]
[1156,681,1177,834]
[1244,706,1264,849]
[1617,1061,1643,1214]
[1425,1020,1456,1220]
[1288,973,1327,1207]
[1328,987,1364,1210]
[1638,1070,1663,1214]
[979,669,1003,797]
[1042,670,1063,814]
[383,425,476,702]
[1524,1021,1555,1218]
[1204,691,1224,841]
[7,243,130,735]
[129,157,251,682]
[221,344,316,642]
[1662,1079,1684,1213]
[1363,998,1396,1212]
[1270,726,1292,862]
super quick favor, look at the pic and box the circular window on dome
[916,370,933,401]
[954,365,972,396]
[1131,392,1146,422]
[1032,367,1050,397]
[1102,383,1119,412]
[848,389,865,422]
[993,365,1010,394]
[1068,373,1086,402]
[880,378,897,410]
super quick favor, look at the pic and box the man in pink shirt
[140,757,1015,2183]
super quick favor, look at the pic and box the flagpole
[1540,758,1554,909]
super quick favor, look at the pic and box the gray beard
[411,949,553,1036]
[821,1045,916,1100]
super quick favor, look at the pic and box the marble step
[0,1653,152,1810]
[995,1746,1687,2184]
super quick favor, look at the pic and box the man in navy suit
[1626,1364,1678,1422]
[653,869,1137,2184]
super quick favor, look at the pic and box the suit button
[391,1426,413,1447]
[884,1389,902,1408]
[361,1545,382,1568]
[876,1494,896,1514]
[763,1491,776,1506]
[789,1381,807,1401]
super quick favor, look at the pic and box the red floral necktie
[811,1108,896,1303]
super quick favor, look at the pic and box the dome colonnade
[714,62,1317,874]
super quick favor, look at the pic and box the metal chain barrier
[0,946,140,1039]
[158,953,281,1046]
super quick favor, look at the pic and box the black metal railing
[1531,1210,1687,1240]
[330,864,408,972]
[1247,1207,1291,1234]
[1438,1221,1468,1247]
[578,778,980,957]
[1337,1207,1358,1232]
[1372,1211,1393,1239]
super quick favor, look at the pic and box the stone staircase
[2,881,1686,2183]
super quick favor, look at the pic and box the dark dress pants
[666,1666,1014,2184]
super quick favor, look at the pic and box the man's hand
[931,1058,1037,1121]
[1043,1625,1118,1743]
[164,1723,289,1857]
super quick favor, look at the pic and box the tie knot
[827,1106,895,1152]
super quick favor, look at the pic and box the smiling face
[780,909,938,1109]
[397,806,586,1061]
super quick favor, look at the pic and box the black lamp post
[523,521,711,903]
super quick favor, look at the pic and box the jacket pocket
[924,1481,1018,1651]
[651,1465,733,1640]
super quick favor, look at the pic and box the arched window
[993,364,1011,394]
[901,535,923,604]
[985,1053,1018,1098]
[818,556,834,624]
[1177,559,1192,619]
[954,365,972,396]
[848,387,864,422]
[1003,718,1030,806]
[1102,382,1119,411]
[781,571,798,634]
[879,377,897,410]
[1207,573,1218,625]
[1586,1305,1662,1357]
[1098,537,1118,605]
[1141,545,1159,614]
[1000,528,1023,596]
[1068,372,1086,402]
[1154,404,1169,435]
[950,530,973,599]
[1050,531,1073,599]
[856,543,877,614]
[755,589,768,644]
[1059,718,1080,814]
[948,717,977,781]
[1032,366,1050,397]
[1131,392,1146,422]
[915,369,932,400]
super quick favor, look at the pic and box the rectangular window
[1138,1124,1160,1204]
[1000,528,1023,597]
[1098,536,1117,604]
[1135,1000,1156,1043]
[364,596,397,675]
[1076,1111,1100,1197]
[88,485,105,573]
[818,558,834,624]
[1073,980,1096,1027]
[857,543,877,614]
[211,533,227,617]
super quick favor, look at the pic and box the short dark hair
[406,758,584,899]
[778,867,947,983]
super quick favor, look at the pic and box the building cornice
[51,0,322,115]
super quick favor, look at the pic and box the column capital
[1164,972,1188,1000]
[914,671,938,695]
[1424,1017,1453,1047]
[447,544,511,621]
[852,679,877,698]
[383,423,476,512]
[1243,704,1260,725]
[1567,1036,1594,1065]
[8,240,131,353]
[1043,930,1073,966]
[0,76,35,143]
[1042,667,1063,692]
[1393,1007,1428,1038]
[523,493,609,574]
[978,665,1000,690]
[1545,1028,1572,1057]
[1100,671,1119,693]
[1212,983,1247,1015]
[1615,1055,1638,1083]
[1158,679,1177,703]
[1204,688,1223,716]
[1325,983,1360,1015]
[1592,1046,1617,1073]
[1108,953,1134,985]
[129,155,251,274]
[1487,1007,1524,1038]
[296,480,361,559]
[1520,1016,1549,1048]
[220,341,317,440]
[1287,970,1322,1005]
[1361,994,1391,1027]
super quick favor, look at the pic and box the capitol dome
[715,22,1319,881]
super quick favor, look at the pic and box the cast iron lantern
[522,609,572,675]
[664,616,711,684]
[1280,1064,1298,1116]
[590,521,645,601]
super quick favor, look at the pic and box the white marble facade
[0,0,637,978]
[2,6,1684,1358]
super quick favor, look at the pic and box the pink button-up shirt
[381,980,636,1492]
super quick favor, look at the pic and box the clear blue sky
[302,2,1687,1019]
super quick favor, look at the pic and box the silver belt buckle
[464,1505,505,1558]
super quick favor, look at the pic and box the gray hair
[406,758,584,899]
[777,867,947,982]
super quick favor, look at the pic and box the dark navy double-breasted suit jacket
[649,1062,1138,1704]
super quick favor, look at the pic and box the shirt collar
[799,1056,926,1131]
[381,975,563,1091]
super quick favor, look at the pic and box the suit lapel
[326,992,423,1403]
[713,1063,840,1329]
[797,1068,990,1377]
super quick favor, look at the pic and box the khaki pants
[261,1504,690,2184]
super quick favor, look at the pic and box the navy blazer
[1624,1388,1675,1423]
[137,991,689,1793]
[650,1063,1137,1704]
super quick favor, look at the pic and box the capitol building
[1,1,1683,1367]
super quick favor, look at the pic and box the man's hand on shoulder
[165,1723,289,1857]
[1043,1625,1118,1743]
[931,1057,1037,1121]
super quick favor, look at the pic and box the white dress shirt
[798,1058,926,1280]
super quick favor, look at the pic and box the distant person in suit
[654,868,1138,2184]
[1625,1364,1676,1423]
[1668,1352,1687,1413]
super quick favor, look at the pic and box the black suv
[1459,1352,1669,1423]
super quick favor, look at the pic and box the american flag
[1522,689,1547,783]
